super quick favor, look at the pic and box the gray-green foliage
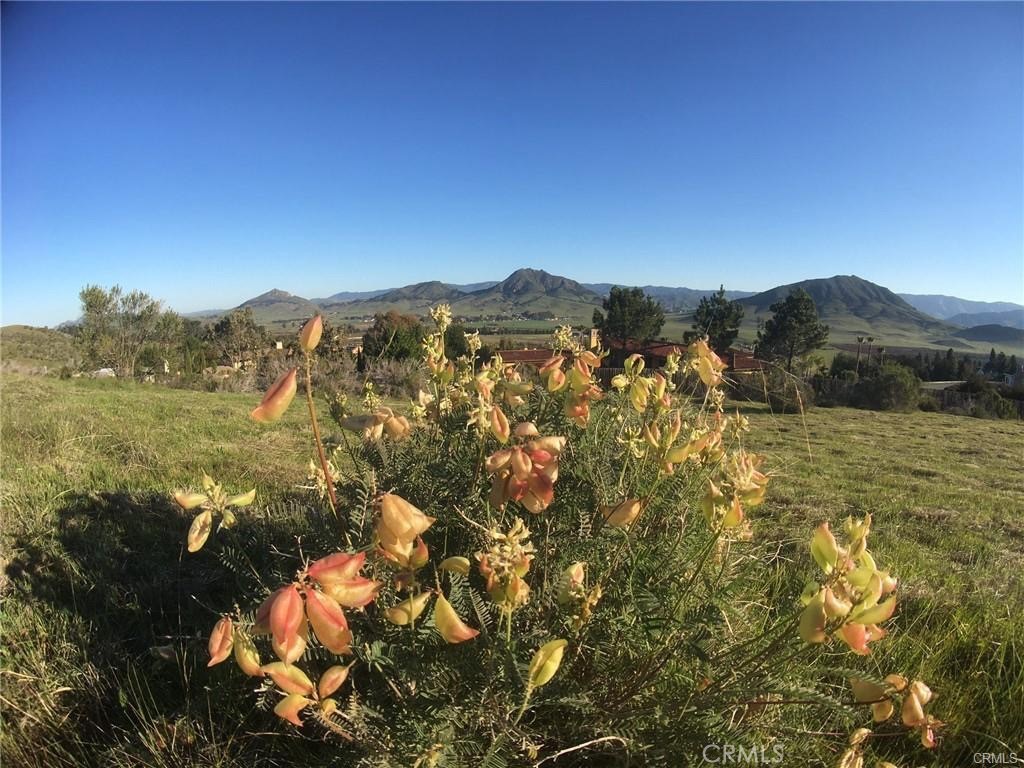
[207,307,271,366]
[75,284,178,376]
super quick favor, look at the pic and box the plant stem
[304,353,339,520]
[513,685,534,724]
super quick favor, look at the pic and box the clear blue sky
[2,1,1022,327]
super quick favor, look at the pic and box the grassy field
[1,374,1022,765]
[741,400,1024,760]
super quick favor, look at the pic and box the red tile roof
[498,349,557,364]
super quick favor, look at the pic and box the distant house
[498,348,556,366]
[723,349,764,373]
[604,339,683,368]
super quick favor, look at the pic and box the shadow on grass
[2,489,355,767]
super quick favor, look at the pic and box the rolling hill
[0,325,77,371]
[898,293,1024,320]
[947,309,1024,330]
[237,289,321,323]
[331,281,470,315]
[328,269,604,321]
[450,269,602,319]
[373,281,466,303]
[315,289,389,304]
[736,275,961,348]
[584,284,754,310]
[449,281,500,293]
[949,324,1024,345]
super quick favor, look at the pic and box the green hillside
[729,275,1020,353]
[0,325,78,371]
[949,324,1024,344]
[237,289,321,323]
[585,283,753,310]
[948,309,1024,330]
[328,269,603,322]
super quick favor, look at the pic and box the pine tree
[754,289,829,373]
[691,286,745,354]
[592,287,665,347]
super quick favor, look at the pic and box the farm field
[1,374,1022,765]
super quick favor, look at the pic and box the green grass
[739,401,1024,760]
[0,375,338,766]
[2,375,1021,764]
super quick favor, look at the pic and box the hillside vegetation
[0,325,77,371]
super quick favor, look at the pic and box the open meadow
[1,373,1022,766]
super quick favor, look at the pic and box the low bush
[969,389,1018,420]
[850,363,920,412]
[167,314,942,766]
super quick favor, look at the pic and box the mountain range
[182,269,1023,355]
[896,293,1024,320]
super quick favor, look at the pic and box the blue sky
[2,1,1022,327]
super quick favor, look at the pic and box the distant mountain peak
[739,275,953,333]
[236,288,319,319]
[484,268,597,300]
[241,288,300,304]
[370,281,465,303]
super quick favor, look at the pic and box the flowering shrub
[173,308,944,766]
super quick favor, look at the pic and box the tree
[76,284,168,376]
[138,311,184,373]
[180,319,210,377]
[362,311,425,361]
[592,287,665,347]
[691,286,744,354]
[754,288,829,373]
[444,322,470,360]
[996,351,1008,376]
[207,308,270,366]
